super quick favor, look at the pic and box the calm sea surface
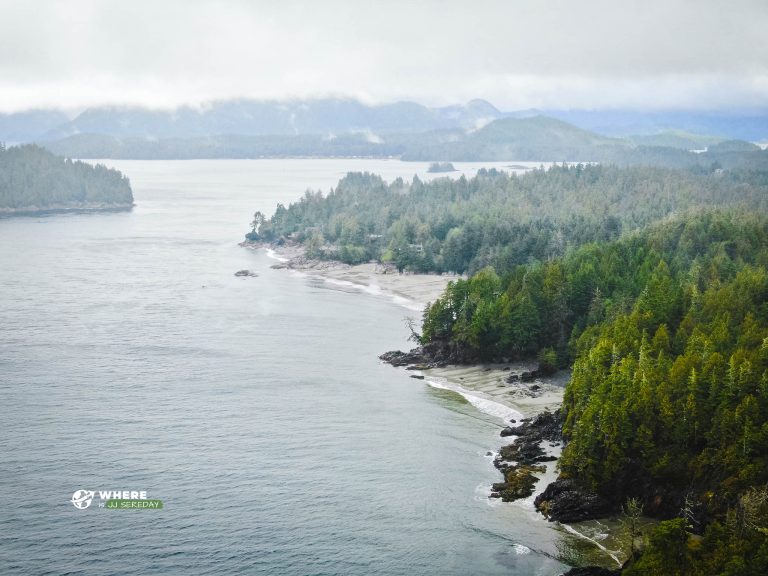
[0,159,569,575]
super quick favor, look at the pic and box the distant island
[1,97,766,169]
[40,115,768,172]
[427,162,456,173]
[0,144,133,214]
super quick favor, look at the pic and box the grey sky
[1,0,767,112]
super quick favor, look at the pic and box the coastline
[415,363,566,499]
[0,202,134,216]
[245,241,565,463]
[395,360,625,569]
[247,241,568,499]
[245,239,623,570]
[244,241,565,422]
[244,241,461,311]
[422,362,567,419]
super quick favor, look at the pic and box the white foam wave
[513,544,531,555]
[263,248,424,311]
[475,482,503,508]
[424,376,524,422]
[320,277,423,311]
[264,248,289,263]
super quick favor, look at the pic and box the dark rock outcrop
[505,361,559,383]
[490,464,546,500]
[490,410,563,501]
[379,348,430,367]
[507,369,542,383]
[513,410,563,443]
[494,415,561,470]
[534,478,613,523]
[379,340,483,368]
[234,269,258,277]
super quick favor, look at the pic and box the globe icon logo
[71,490,95,509]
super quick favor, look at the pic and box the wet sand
[423,363,568,417]
[252,242,460,310]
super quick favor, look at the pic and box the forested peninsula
[247,164,767,275]
[0,144,133,214]
[248,164,768,574]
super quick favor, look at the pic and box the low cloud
[0,0,766,112]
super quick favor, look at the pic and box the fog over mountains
[1,97,767,165]
[0,98,504,142]
[2,97,768,143]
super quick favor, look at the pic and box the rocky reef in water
[380,344,621,524]
[491,410,562,501]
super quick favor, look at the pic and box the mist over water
[0,159,567,575]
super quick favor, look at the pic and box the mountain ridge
[3,98,768,146]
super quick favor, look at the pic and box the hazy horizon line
[3,95,768,117]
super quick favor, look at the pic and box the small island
[0,143,133,214]
[427,161,456,173]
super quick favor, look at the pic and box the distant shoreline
[0,202,134,217]
[243,240,565,412]
[242,240,568,515]
[242,241,461,311]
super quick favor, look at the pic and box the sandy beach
[415,363,568,515]
[241,240,613,559]
[421,362,568,418]
[249,241,568,417]
[250,242,461,311]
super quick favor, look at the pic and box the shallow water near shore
[0,159,574,575]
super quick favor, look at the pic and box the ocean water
[0,159,569,575]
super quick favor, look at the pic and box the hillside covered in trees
[560,214,768,573]
[418,212,768,573]
[0,144,133,213]
[250,164,768,573]
[44,114,768,171]
[247,164,768,274]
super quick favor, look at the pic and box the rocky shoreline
[379,340,491,367]
[380,344,618,527]
[246,238,625,572]
[491,410,561,501]
[249,240,624,570]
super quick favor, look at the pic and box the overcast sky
[0,0,767,113]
